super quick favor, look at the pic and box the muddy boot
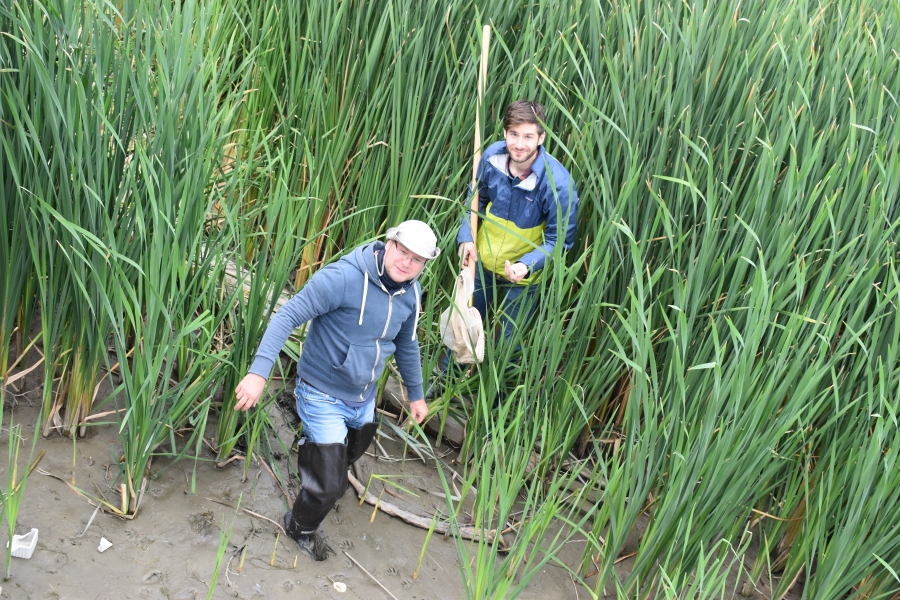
[285,438,347,561]
[283,512,333,561]
[346,421,379,466]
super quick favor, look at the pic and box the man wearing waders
[233,220,439,560]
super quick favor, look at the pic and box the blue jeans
[295,379,375,445]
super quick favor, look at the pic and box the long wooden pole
[467,25,491,284]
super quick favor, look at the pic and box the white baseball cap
[386,220,441,260]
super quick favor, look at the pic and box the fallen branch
[382,377,466,446]
[347,471,506,549]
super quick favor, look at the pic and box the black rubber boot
[285,438,347,560]
[346,421,378,466]
[284,512,333,561]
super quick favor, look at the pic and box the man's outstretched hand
[234,373,267,411]
[408,399,428,424]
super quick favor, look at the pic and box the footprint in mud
[125,528,153,549]
[331,515,343,525]
[342,558,353,568]
[339,539,353,549]
[188,511,214,537]
[147,481,173,500]
[401,578,414,589]
[142,570,165,584]
[387,567,399,577]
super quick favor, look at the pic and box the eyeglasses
[392,241,427,266]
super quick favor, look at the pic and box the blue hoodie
[248,242,424,405]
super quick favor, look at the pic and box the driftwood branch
[381,378,467,446]
[347,470,506,549]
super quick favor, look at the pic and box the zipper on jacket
[381,295,394,338]
[362,341,381,401]
[366,295,393,388]
[361,277,406,398]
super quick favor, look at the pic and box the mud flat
[0,374,583,599]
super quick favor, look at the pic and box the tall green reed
[430,0,900,597]
[3,0,129,437]
[4,0,252,509]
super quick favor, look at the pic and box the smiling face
[504,123,545,170]
[383,240,427,282]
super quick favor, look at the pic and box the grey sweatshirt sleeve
[247,266,346,379]
[392,291,425,400]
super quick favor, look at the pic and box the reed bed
[1,0,898,597]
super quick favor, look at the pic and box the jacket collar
[487,144,546,192]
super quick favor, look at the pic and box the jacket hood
[345,241,383,287]
[343,241,421,329]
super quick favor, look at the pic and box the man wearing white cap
[233,220,440,560]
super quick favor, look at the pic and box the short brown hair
[503,100,546,135]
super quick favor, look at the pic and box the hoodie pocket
[333,343,379,386]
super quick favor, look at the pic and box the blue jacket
[458,141,578,282]
[248,242,424,404]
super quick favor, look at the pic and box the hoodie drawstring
[359,271,368,325]
[412,284,421,341]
